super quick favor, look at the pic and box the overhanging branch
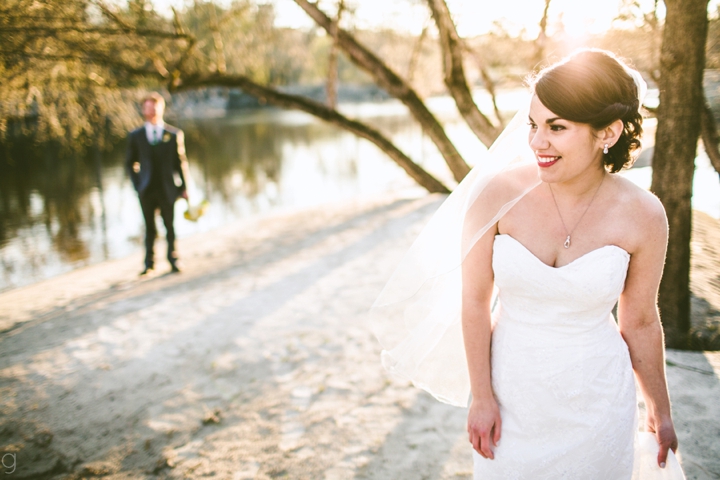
[175,74,450,193]
[6,52,165,79]
[0,26,192,40]
[293,0,470,182]
[700,99,720,176]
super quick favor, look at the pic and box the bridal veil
[370,103,541,407]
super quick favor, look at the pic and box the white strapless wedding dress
[473,234,685,479]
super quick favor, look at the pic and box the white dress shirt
[144,121,165,145]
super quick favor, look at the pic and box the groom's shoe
[139,265,154,276]
[169,261,181,274]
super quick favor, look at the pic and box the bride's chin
[536,167,561,184]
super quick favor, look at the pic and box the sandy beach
[0,192,719,479]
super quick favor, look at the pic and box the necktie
[152,128,159,145]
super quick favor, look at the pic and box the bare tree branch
[6,52,163,79]
[174,73,450,193]
[92,0,135,33]
[171,5,186,35]
[168,6,198,86]
[478,64,503,128]
[533,0,551,67]
[208,4,227,74]
[407,20,430,84]
[426,0,501,146]
[700,99,720,176]
[326,0,345,108]
[90,0,174,78]
[460,43,504,128]
[293,0,470,182]
[0,25,193,39]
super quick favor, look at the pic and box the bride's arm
[617,194,678,468]
[462,226,501,460]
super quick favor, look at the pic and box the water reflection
[0,105,457,291]
[0,141,102,287]
[186,116,284,201]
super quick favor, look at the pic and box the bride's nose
[528,128,549,151]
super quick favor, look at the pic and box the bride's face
[527,96,605,184]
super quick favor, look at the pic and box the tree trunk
[293,0,471,183]
[651,0,709,347]
[175,74,450,194]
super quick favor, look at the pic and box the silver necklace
[548,174,605,249]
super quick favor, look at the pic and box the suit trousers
[139,189,177,268]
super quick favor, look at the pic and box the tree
[290,0,471,182]
[146,0,505,191]
[6,0,717,349]
[651,0,710,347]
[127,0,509,186]
[0,0,522,181]
[0,0,199,148]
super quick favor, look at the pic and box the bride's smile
[535,154,560,167]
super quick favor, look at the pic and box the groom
[126,92,189,275]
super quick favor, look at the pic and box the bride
[371,49,684,479]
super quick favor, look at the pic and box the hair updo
[528,49,643,173]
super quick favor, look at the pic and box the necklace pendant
[564,235,571,249]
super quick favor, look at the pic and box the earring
[603,144,609,154]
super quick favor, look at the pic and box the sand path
[0,193,718,479]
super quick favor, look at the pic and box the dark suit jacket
[125,124,189,204]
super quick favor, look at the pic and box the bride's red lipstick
[537,155,560,168]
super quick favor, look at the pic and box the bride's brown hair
[529,49,643,173]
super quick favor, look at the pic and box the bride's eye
[549,124,566,132]
[527,122,538,130]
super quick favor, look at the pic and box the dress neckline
[495,234,629,270]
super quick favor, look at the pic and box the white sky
[150,0,717,39]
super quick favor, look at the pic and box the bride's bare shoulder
[611,174,668,244]
[613,175,665,215]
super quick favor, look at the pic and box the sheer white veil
[370,100,541,407]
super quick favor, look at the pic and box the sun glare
[448,0,660,39]
[265,0,664,38]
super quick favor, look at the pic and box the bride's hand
[467,396,502,459]
[647,413,678,468]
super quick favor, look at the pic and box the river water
[1,91,719,292]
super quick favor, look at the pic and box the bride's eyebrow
[528,115,564,124]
